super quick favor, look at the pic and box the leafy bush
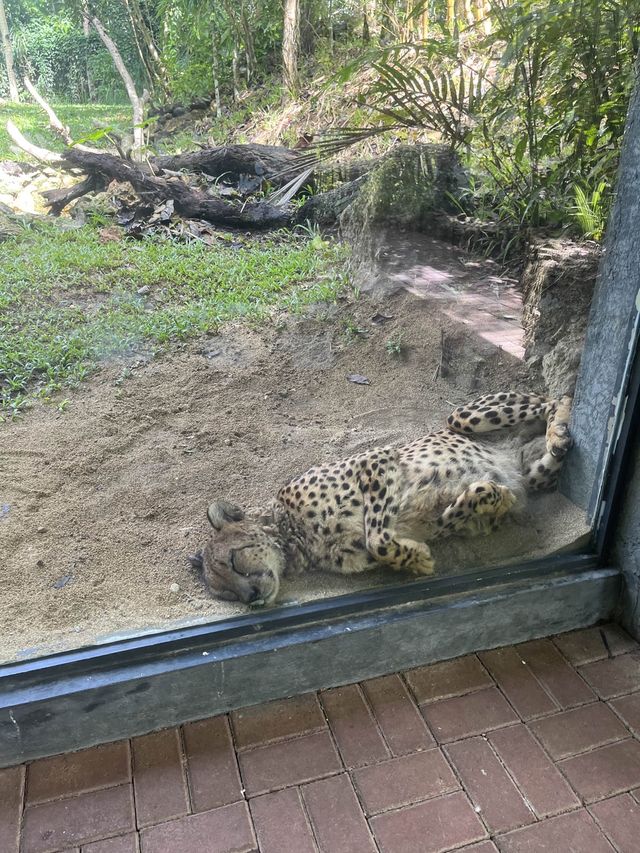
[10,9,145,102]
[337,0,640,237]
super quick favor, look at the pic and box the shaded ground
[0,233,589,662]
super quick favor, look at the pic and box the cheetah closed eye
[190,392,573,606]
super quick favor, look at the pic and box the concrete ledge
[0,565,619,767]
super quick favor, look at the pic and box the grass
[0,102,133,160]
[0,223,348,419]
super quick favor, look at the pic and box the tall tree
[283,0,300,95]
[0,0,19,101]
[88,14,147,156]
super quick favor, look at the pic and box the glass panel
[1,0,637,662]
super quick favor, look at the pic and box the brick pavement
[4,623,640,852]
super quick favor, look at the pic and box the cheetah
[191,392,573,606]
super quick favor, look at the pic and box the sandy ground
[0,237,590,662]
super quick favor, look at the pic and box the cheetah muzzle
[191,392,573,606]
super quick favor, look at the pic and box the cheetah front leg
[522,395,573,491]
[358,454,435,576]
[432,481,518,539]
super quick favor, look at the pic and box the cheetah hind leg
[523,394,573,492]
[433,480,518,540]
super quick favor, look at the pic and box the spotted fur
[193,392,572,605]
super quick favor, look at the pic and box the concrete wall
[563,61,640,517]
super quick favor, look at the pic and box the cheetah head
[190,500,285,606]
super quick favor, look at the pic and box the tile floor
[4,623,640,853]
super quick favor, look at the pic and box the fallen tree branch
[6,120,62,163]
[59,147,291,228]
[152,143,305,188]
[23,77,102,153]
[40,175,105,215]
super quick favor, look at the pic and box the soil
[0,233,590,663]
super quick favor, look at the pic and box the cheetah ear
[207,500,245,530]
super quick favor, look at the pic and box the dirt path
[0,234,588,662]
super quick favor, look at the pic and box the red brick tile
[479,647,557,720]
[529,702,629,760]
[239,730,341,797]
[494,810,614,853]
[516,639,595,708]
[27,742,130,803]
[590,792,640,853]
[462,845,499,853]
[182,716,242,812]
[489,724,579,818]
[131,729,189,828]
[361,674,434,755]
[231,693,325,750]
[139,801,255,853]
[250,788,317,853]
[611,692,640,734]
[580,653,640,699]
[405,655,493,704]
[370,791,487,853]
[446,737,534,833]
[302,773,376,853]
[560,739,640,802]
[320,684,389,768]
[554,625,638,666]
[0,765,24,853]
[22,784,135,853]
[352,748,458,815]
[421,687,518,743]
[82,835,139,853]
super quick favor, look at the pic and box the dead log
[153,143,304,188]
[59,148,291,228]
[40,175,106,216]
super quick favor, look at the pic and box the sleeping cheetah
[191,392,572,606]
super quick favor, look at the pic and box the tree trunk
[89,14,146,157]
[283,0,300,96]
[55,148,292,228]
[362,0,379,43]
[446,0,456,32]
[239,4,257,82]
[212,29,222,118]
[0,0,19,102]
[232,38,241,102]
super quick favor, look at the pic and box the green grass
[0,102,132,160]
[0,224,348,419]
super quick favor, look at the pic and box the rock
[521,238,600,394]
[14,188,37,214]
[137,285,151,295]
[169,582,181,593]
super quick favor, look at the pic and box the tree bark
[0,0,19,102]
[283,0,300,96]
[89,14,146,157]
[362,0,379,43]
[52,148,291,228]
[212,29,222,118]
[153,143,304,187]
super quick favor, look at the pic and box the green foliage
[385,331,405,356]
[571,180,608,241]
[0,224,347,417]
[337,0,640,237]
